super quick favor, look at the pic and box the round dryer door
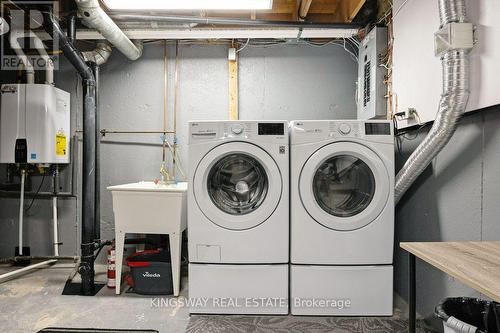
[299,142,390,231]
[194,142,282,230]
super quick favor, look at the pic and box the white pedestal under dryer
[290,120,394,316]
[188,121,289,314]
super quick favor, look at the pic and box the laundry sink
[107,181,188,234]
[107,181,188,193]
[107,181,188,296]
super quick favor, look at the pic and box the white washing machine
[188,121,289,314]
[290,120,394,316]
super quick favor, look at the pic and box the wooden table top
[400,241,500,302]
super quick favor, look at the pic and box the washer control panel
[189,121,288,144]
[329,122,361,138]
[231,124,244,135]
[338,123,352,135]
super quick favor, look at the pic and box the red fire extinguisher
[107,246,116,288]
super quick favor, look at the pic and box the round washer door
[194,142,282,230]
[299,141,390,231]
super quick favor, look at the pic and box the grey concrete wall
[394,106,500,325]
[0,42,357,260]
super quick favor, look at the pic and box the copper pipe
[173,41,180,179]
[162,40,168,164]
[99,130,175,135]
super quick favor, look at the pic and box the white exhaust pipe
[9,29,35,84]
[76,0,142,61]
[9,29,54,85]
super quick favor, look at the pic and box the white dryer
[188,121,289,314]
[290,120,394,316]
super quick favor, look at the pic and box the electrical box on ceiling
[0,84,70,164]
[357,26,388,120]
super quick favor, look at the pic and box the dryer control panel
[290,120,393,145]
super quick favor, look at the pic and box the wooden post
[228,51,238,120]
[299,0,313,19]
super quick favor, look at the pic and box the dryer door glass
[313,155,375,217]
[207,153,268,215]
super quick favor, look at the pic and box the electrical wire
[236,38,250,53]
[378,0,412,24]
[24,172,46,213]
[248,38,359,62]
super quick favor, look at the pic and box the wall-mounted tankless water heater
[0,84,70,164]
[357,26,388,120]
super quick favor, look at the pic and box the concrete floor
[0,262,418,333]
[0,262,190,333]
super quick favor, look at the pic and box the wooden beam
[333,0,366,22]
[228,54,238,120]
[299,0,314,19]
[308,0,341,14]
[292,0,299,21]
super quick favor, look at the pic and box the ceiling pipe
[394,0,472,204]
[109,13,363,29]
[76,0,142,60]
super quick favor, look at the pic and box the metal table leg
[409,252,416,333]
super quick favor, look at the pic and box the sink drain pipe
[43,11,97,295]
[394,0,473,204]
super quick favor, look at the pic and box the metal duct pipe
[394,0,471,204]
[76,0,142,60]
[110,13,363,29]
[43,11,97,295]
[83,42,112,65]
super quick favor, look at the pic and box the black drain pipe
[43,11,97,295]
[90,62,101,242]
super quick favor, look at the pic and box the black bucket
[126,249,173,295]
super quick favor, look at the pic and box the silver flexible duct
[83,41,112,65]
[394,0,471,204]
[76,0,142,61]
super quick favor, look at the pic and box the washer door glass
[193,142,283,231]
[313,155,375,217]
[207,153,268,215]
[299,142,390,231]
